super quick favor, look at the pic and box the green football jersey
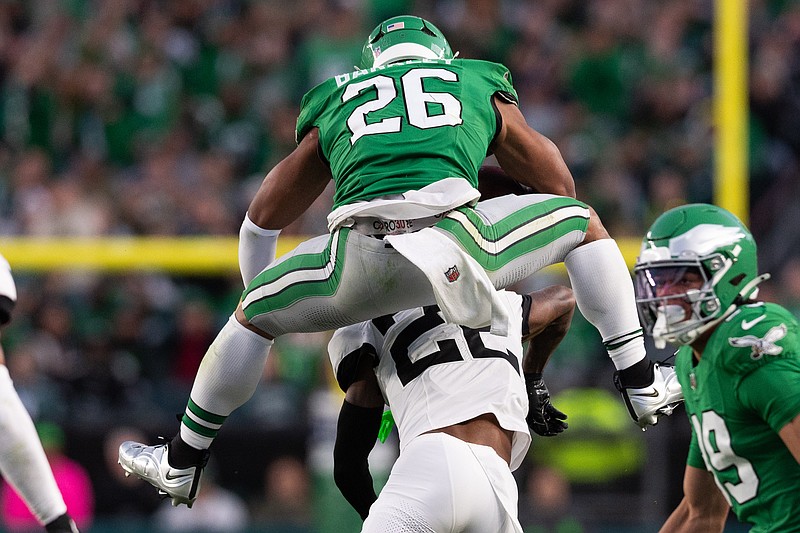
[676,302,800,532]
[296,58,517,210]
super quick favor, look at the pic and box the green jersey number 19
[691,411,759,505]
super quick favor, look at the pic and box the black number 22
[374,306,519,386]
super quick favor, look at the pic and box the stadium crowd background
[0,0,799,531]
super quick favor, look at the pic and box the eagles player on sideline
[0,254,79,533]
[120,15,681,507]
[631,204,800,533]
[329,285,574,531]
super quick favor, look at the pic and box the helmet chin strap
[678,303,734,347]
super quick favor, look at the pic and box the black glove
[525,373,568,436]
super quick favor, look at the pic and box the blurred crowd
[0,0,799,531]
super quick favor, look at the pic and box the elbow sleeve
[333,400,383,520]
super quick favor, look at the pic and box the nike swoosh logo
[741,315,766,330]
[165,470,190,481]
[629,389,660,398]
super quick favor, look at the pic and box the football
[477,165,533,199]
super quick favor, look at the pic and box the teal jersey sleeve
[737,358,800,433]
[294,58,520,209]
[296,78,335,144]
[474,59,517,104]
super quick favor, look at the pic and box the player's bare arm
[520,285,575,438]
[522,285,575,374]
[344,357,384,409]
[246,127,332,230]
[486,111,613,250]
[659,465,729,533]
[491,97,576,198]
[779,413,800,463]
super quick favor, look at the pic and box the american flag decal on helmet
[445,265,460,283]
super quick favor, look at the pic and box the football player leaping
[119,15,682,508]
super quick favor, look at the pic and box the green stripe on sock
[604,329,644,350]
[187,398,227,425]
[181,414,219,438]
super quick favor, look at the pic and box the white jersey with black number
[329,290,531,471]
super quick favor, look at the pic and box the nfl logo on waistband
[445,266,460,283]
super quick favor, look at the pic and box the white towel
[386,228,510,337]
[327,177,480,231]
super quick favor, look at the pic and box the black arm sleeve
[333,400,383,520]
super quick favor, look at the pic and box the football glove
[525,373,568,437]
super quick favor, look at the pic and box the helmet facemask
[634,204,770,349]
[635,261,723,348]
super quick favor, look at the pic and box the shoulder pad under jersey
[714,302,799,375]
[327,321,381,392]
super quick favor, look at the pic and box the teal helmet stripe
[241,229,349,317]
[436,199,590,271]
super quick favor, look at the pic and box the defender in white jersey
[328,286,575,532]
[0,254,79,533]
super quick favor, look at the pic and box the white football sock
[180,316,273,450]
[564,239,647,371]
[0,366,66,525]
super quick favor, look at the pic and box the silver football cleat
[615,363,684,430]
[118,440,208,508]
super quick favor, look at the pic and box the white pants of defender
[363,433,522,533]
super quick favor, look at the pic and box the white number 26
[342,68,463,145]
